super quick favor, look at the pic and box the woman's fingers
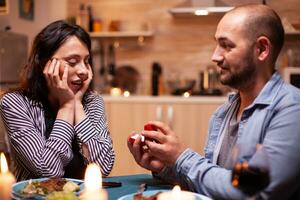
[53,59,61,84]
[43,60,52,86]
[62,64,68,84]
[51,60,61,85]
[44,58,62,86]
[47,59,57,83]
[44,58,71,94]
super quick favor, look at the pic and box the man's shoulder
[278,82,300,103]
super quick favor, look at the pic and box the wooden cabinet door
[104,100,223,176]
[105,102,159,176]
[169,103,221,155]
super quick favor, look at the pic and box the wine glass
[231,144,270,199]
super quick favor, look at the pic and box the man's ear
[255,36,271,61]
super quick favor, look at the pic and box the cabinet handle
[167,106,174,129]
[156,106,163,121]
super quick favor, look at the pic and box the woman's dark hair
[18,20,93,105]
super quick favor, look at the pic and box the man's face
[211,13,257,89]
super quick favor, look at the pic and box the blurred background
[0,0,299,175]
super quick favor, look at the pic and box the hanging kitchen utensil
[107,43,116,87]
[99,43,105,76]
[108,44,116,75]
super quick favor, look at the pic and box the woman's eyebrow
[62,55,80,60]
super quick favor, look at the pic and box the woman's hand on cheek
[75,64,93,102]
[43,58,74,107]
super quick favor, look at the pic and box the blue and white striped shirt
[0,91,115,181]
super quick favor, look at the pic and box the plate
[117,189,212,200]
[11,178,84,200]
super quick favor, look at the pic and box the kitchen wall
[67,0,300,95]
[1,1,299,95]
[0,0,67,51]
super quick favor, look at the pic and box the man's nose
[211,46,223,63]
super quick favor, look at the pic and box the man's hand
[142,121,186,166]
[127,132,165,173]
[43,58,74,107]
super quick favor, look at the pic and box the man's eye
[221,44,231,51]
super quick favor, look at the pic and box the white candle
[158,185,195,200]
[80,163,108,200]
[0,153,16,200]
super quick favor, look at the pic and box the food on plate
[63,181,80,192]
[21,178,80,196]
[134,192,162,200]
[45,191,78,200]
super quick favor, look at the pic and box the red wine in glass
[232,160,270,196]
[231,145,270,197]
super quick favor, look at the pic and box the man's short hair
[230,5,285,63]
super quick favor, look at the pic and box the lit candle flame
[0,153,8,173]
[158,185,195,200]
[84,163,102,191]
[0,152,16,200]
[172,185,181,200]
[81,163,108,200]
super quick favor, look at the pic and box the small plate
[117,189,212,200]
[12,178,84,200]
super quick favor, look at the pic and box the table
[11,174,213,200]
[104,174,172,200]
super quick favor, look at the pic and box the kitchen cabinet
[103,96,226,176]
[89,30,154,47]
[89,30,153,40]
[285,31,300,40]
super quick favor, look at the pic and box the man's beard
[220,56,256,89]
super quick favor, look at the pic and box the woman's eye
[67,59,77,66]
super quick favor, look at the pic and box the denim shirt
[157,72,300,200]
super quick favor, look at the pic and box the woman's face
[52,36,90,94]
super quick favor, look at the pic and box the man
[127,4,300,200]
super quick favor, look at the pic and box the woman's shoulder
[1,91,39,108]
[1,91,25,104]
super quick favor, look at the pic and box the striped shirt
[0,91,115,181]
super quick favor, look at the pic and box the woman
[0,20,115,181]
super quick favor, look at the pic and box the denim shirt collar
[227,71,282,108]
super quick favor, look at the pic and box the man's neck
[236,73,273,120]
